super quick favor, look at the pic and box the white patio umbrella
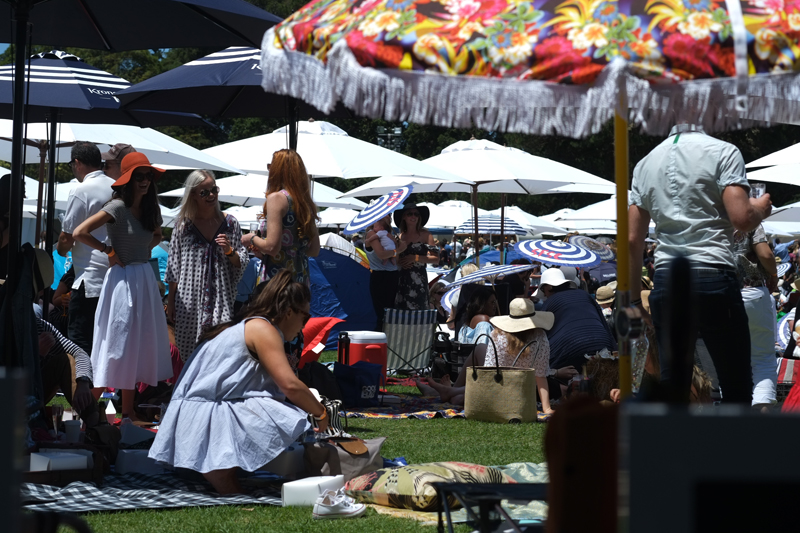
[160,173,367,210]
[318,208,360,229]
[454,215,527,236]
[746,143,800,169]
[762,221,800,238]
[746,164,800,188]
[557,196,619,221]
[426,200,489,230]
[0,119,243,173]
[541,208,575,222]
[200,119,471,183]
[487,206,567,236]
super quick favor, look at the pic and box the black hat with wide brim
[393,202,430,229]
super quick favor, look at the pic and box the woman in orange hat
[73,152,172,421]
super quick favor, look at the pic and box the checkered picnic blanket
[21,472,282,513]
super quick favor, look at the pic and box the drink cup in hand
[750,182,766,199]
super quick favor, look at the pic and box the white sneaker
[312,489,367,520]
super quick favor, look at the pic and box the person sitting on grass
[417,298,577,411]
[148,269,328,495]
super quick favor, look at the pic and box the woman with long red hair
[241,149,320,286]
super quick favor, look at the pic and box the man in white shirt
[628,124,772,403]
[57,142,115,353]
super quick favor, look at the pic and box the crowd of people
[2,123,795,495]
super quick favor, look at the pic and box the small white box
[259,444,305,478]
[29,452,88,471]
[40,448,94,468]
[115,449,164,475]
[281,475,344,506]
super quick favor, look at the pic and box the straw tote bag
[464,334,539,423]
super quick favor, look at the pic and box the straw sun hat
[490,298,554,333]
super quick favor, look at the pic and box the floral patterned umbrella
[261,0,800,398]
[261,0,800,136]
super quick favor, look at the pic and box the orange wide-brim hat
[113,152,165,187]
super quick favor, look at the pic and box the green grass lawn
[50,351,547,532]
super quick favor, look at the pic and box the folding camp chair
[383,308,437,375]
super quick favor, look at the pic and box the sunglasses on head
[196,186,220,198]
[132,169,155,182]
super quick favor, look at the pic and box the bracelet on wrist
[313,407,327,421]
[107,248,116,258]
[225,247,234,256]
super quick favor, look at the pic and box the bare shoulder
[244,318,282,344]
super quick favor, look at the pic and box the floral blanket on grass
[344,394,552,421]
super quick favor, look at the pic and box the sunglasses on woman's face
[132,170,155,182]
[405,211,420,218]
[196,186,220,198]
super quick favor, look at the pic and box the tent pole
[615,94,632,400]
[472,185,479,267]
[500,193,506,264]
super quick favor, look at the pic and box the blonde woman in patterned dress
[166,170,248,362]
[241,149,320,286]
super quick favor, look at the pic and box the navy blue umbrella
[0,51,209,127]
[117,47,352,120]
[0,0,280,51]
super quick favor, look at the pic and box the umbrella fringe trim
[262,30,800,136]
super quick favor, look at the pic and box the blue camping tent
[309,249,376,349]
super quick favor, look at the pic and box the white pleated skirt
[91,263,172,389]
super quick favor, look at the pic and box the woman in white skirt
[74,152,172,421]
[149,269,329,494]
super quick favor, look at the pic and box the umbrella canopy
[568,235,616,261]
[487,206,567,235]
[0,119,242,173]
[117,46,350,120]
[0,51,209,127]
[344,186,412,235]
[160,174,366,210]
[766,200,800,223]
[319,208,362,229]
[261,0,798,136]
[427,200,490,230]
[423,139,614,195]
[746,165,800,188]
[448,263,536,289]
[201,120,471,182]
[454,215,527,236]
[558,196,620,221]
[1,1,280,51]
[516,240,601,268]
[747,143,800,169]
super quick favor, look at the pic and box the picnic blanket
[344,394,552,421]
[21,472,282,513]
[344,394,465,419]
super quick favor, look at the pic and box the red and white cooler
[337,331,388,385]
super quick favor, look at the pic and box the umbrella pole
[500,193,506,264]
[472,185,479,267]
[615,101,632,400]
[45,112,58,259]
[34,142,47,247]
[288,97,299,151]
[6,6,30,282]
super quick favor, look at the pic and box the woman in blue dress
[149,269,329,494]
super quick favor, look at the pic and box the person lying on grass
[417,298,577,411]
[148,269,328,495]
